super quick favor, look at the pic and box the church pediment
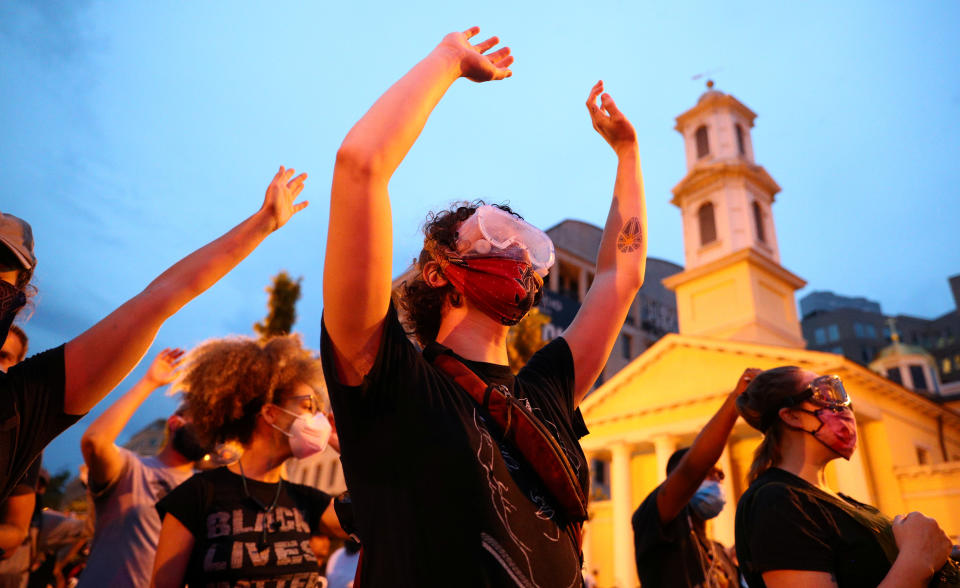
[580,334,960,434]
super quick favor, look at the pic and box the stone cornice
[895,461,960,478]
[671,161,781,206]
[661,247,807,291]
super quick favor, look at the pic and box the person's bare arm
[562,82,647,404]
[64,168,307,415]
[81,349,183,488]
[655,369,759,524]
[762,570,838,587]
[0,492,34,557]
[324,27,512,386]
[318,501,348,540]
[150,514,195,588]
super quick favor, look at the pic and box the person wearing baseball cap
[0,213,36,352]
[734,367,957,587]
[0,166,308,503]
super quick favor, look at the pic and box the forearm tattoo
[616,216,643,253]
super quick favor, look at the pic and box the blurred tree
[41,469,70,510]
[506,307,550,374]
[254,271,302,340]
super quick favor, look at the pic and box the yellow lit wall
[581,337,960,588]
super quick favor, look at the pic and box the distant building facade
[541,219,682,385]
[800,275,960,398]
[801,290,882,316]
[123,418,167,456]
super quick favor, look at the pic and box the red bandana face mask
[797,407,858,459]
[441,256,542,326]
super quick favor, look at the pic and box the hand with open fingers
[587,80,637,155]
[734,368,763,397]
[892,512,952,575]
[439,27,513,83]
[144,348,185,387]
[262,166,308,231]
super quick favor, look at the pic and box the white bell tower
[663,82,807,348]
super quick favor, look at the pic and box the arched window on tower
[736,124,746,156]
[698,202,716,245]
[752,201,766,243]
[695,126,709,159]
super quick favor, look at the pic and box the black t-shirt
[9,455,41,498]
[156,467,332,588]
[0,346,78,502]
[735,467,893,588]
[320,303,590,588]
[632,485,738,588]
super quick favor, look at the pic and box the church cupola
[869,320,943,395]
[671,80,783,269]
[663,83,807,348]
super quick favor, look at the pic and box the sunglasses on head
[783,375,851,411]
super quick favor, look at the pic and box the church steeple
[672,80,783,268]
[663,84,807,348]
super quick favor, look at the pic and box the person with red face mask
[321,27,647,587]
[734,366,958,588]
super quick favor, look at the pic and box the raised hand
[587,81,638,155]
[144,348,185,387]
[734,368,763,397]
[261,166,308,231]
[439,27,513,83]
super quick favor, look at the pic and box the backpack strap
[425,346,588,526]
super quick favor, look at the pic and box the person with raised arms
[79,348,207,588]
[321,27,647,587]
[0,166,307,502]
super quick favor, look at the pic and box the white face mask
[270,407,332,459]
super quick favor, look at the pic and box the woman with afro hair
[151,334,343,588]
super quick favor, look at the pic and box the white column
[712,446,736,547]
[549,264,560,292]
[653,434,678,484]
[577,267,588,302]
[581,519,594,583]
[581,452,595,578]
[611,442,636,588]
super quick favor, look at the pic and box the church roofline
[545,218,602,234]
[580,333,960,430]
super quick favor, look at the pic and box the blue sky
[2,1,958,475]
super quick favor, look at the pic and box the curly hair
[172,334,326,446]
[398,200,521,346]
